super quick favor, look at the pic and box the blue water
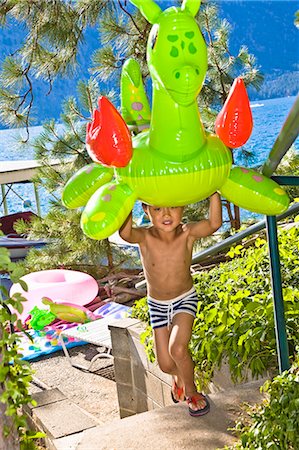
[235,97,299,167]
[0,124,64,215]
[0,96,298,218]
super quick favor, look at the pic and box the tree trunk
[0,332,19,450]
[224,201,241,230]
[104,238,114,272]
[234,204,241,230]
[0,404,19,450]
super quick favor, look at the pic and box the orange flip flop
[186,393,210,416]
[171,380,185,403]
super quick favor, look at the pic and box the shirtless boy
[119,193,222,416]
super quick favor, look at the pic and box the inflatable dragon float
[62,0,289,240]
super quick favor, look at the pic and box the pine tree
[1,1,263,274]
[13,80,139,278]
[0,1,137,277]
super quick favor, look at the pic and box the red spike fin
[215,77,253,148]
[86,96,132,167]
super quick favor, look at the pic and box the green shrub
[131,225,299,389]
[131,297,149,324]
[131,298,155,362]
[191,228,299,387]
[225,354,299,450]
[0,246,44,449]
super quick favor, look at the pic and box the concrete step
[47,381,263,450]
[24,388,99,450]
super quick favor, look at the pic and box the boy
[119,193,222,416]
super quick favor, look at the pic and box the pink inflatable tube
[10,269,99,323]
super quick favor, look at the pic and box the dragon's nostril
[195,68,199,75]
[175,72,180,79]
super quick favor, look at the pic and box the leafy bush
[0,246,44,449]
[131,225,299,389]
[191,227,299,387]
[131,298,155,362]
[225,354,299,450]
[131,297,149,323]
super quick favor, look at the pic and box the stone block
[24,388,66,416]
[32,399,97,439]
[114,357,133,385]
[135,388,152,413]
[127,321,146,339]
[110,327,131,358]
[116,383,136,412]
[129,335,150,369]
[132,362,147,393]
[210,359,269,393]
[33,388,66,407]
[144,372,164,406]
[50,432,84,450]
[161,381,173,407]
[119,407,136,419]
[152,400,162,410]
[148,360,172,385]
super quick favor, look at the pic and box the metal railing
[192,201,299,264]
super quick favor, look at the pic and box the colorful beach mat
[18,302,130,361]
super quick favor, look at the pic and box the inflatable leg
[121,58,151,130]
[62,163,113,208]
[81,181,137,240]
[219,167,289,215]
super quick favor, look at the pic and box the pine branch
[117,0,143,35]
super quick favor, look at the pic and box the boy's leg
[169,313,207,411]
[153,326,184,401]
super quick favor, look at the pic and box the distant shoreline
[0,95,297,133]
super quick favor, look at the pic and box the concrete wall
[109,318,267,419]
[109,318,173,419]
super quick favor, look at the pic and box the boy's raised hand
[119,212,146,244]
[185,193,222,239]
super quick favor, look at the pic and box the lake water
[0,96,298,219]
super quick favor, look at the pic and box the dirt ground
[29,344,120,426]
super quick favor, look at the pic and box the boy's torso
[139,225,194,300]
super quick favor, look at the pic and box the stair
[27,380,264,450]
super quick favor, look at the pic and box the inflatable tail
[121,58,151,131]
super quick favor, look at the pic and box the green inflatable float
[62,0,289,240]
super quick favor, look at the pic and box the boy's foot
[171,379,185,403]
[186,393,210,417]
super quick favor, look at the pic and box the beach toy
[29,306,56,330]
[10,269,99,324]
[18,325,87,361]
[29,300,97,330]
[62,0,289,241]
[215,78,253,148]
[42,297,97,323]
[86,97,132,167]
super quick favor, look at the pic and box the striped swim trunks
[147,286,199,329]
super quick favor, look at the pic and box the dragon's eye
[150,24,159,50]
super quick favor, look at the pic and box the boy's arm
[186,193,222,238]
[119,212,145,244]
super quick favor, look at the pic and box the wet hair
[141,202,150,211]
